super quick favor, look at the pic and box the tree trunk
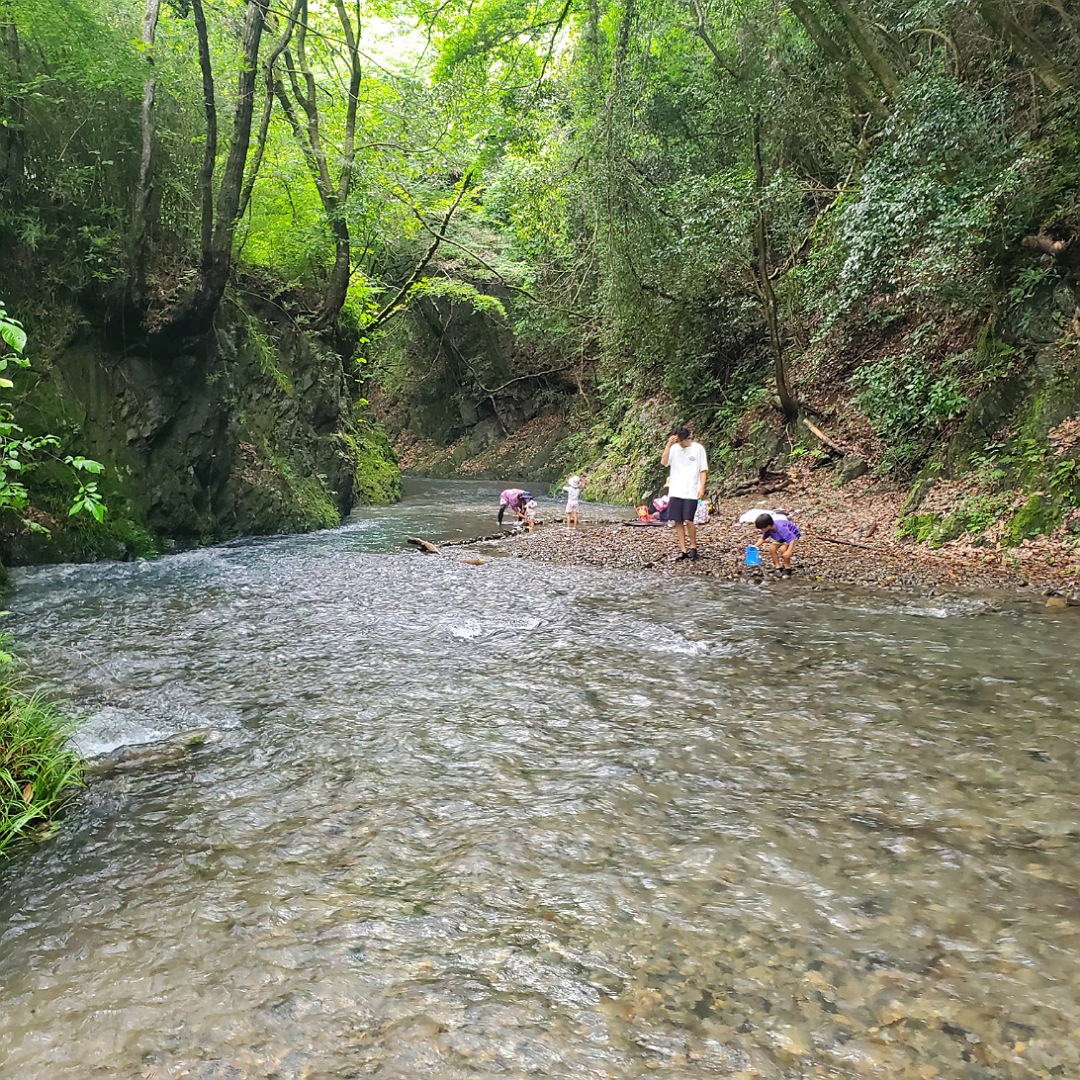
[238,0,303,221]
[316,0,363,328]
[977,0,1071,92]
[155,0,269,342]
[0,10,25,206]
[191,0,217,264]
[819,0,902,99]
[277,0,363,329]
[129,0,162,300]
[787,0,885,116]
[753,116,797,422]
[202,0,269,287]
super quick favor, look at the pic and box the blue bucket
[745,545,761,566]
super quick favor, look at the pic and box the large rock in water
[87,727,219,776]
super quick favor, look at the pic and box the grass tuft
[0,641,85,856]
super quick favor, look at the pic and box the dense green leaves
[0,301,106,527]
[0,0,1077,483]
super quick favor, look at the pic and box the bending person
[497,488,532,525]
[755,513,801,576]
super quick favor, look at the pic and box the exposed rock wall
[2,293,400,565]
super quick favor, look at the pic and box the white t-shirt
[564,484,581,508]
[667,441,708,500]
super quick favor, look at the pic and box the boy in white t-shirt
[523,499,538,532]
[661,426,709,561]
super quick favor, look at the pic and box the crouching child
[755,513,801,576]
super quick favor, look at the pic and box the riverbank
[496,471,1080,603]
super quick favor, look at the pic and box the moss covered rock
[1005,494,1064,547]
[2,291,401,567]
[342,423,402,505]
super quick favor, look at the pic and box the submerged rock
[86,727,218,777]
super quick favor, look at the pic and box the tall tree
[152,0,271,342]
[0,3,24,206]
[276,0,363,328]
[129,0,162,301]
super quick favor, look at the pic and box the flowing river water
[1,479,1078,1079]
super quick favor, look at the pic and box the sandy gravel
[486,473,1080,605]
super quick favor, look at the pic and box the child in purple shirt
[755,513,801,576]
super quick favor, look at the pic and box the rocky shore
[489,473,1080,605]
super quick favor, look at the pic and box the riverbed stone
[838,454,869,484]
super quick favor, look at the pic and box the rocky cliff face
[2,293,400,566]
[369,289,578,485]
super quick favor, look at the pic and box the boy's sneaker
[675,550,691,561]
[781,568,793,578]
[688,548,699,560]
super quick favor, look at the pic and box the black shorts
[668,496,698,522]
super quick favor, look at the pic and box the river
[1,479,1078,1078]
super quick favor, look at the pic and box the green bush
[857,351,968,468]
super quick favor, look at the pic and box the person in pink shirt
[497,488,532,525]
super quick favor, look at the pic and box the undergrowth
[0,639,84,856]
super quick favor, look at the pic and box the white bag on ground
[738,507,788,524]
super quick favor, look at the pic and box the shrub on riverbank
[0,651,84,856]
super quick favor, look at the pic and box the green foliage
[957,493,1012,536]
[246,321,294,396]
[796,74,1059,337]
[3,0,1080,523]
[856,348,968,469]
[56,508,163,561]
[0,646,85,856]
[571,398,672,504]
[266,453,341,532]
[0,302,106,532]
[1005,494,1063,547]
[409,278,507,320]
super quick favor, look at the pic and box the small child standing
[564,475,583,528]
[524,499,539,532]
[755,512,801,576]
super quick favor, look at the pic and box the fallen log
[804,420,850,456]
[730,473,792,497]
[814,533,873,550]
[440,532,510,546]
[406,537,441,554]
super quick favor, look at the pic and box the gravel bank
[486,475,1080,604]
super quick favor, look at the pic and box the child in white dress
[564,475,582,528]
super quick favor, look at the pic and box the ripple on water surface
[1,498,1079,1079]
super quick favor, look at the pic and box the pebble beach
[491,474,1080,605]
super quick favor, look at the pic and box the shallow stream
[1,479,1078,1078]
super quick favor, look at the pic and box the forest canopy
[1,0,1077,484]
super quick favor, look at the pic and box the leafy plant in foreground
[0,301,106,531]
[0,642,85,856]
